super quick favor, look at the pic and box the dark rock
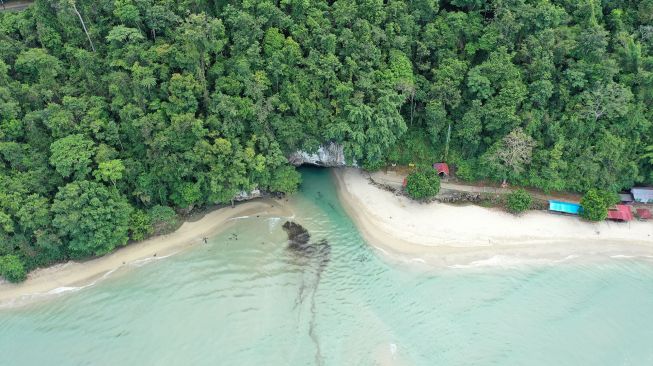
[282,221,311,250]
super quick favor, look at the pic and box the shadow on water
[282,221,331,366]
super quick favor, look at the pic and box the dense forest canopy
[1,0,652,275]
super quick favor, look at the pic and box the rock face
[288,142,347,167]
[233,188,262,202]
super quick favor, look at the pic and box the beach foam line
[555,254,580,263]
[45,267,118,295]
[129,251,180,267]
[447,254,584,269]
[0,267,121,308]
[228,215,251,221]
[373,246,389,255]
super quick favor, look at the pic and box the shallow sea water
[1,168,653,365]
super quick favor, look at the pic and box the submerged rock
[282,221,311,250]
[282,221,331,265]
[282,220,331,365]
[313,239,331,268]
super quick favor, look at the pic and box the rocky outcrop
[282,221,311,250]
[233,188,262,202]
[288,142,347,167]
[282,221,330,264]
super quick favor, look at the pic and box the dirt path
[0,0,34,12]
[369,170,581,203]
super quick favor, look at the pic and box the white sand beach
[0,199,292,307]
[333,168,653,267]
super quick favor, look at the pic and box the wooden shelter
[636,208,652,221]
[433,163,450,177]
[607,205,633,222]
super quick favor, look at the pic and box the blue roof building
[549,200,582,215]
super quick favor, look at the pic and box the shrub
[361,158,385,172]
[580,189,618,221]
[389,129,440,166]
[0,255,27,283]
[148,205,178,235]
[506,189,532,214]
[454,159,476,182]
[387,149,400,165]
[405,168,441,200]
[129,209,153,241]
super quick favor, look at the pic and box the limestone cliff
[288,142,348,167]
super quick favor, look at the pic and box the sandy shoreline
[333,168,653,267]
[3,168,653,306]
[0,199,292,307]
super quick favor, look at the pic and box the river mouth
[1,168,653,365]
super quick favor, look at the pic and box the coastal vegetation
[0,254,26,283]
[1,0,652,278]
[506,189,532,214]
[405,168,441,200]
[580,189,620,221]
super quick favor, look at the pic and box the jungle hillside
[1,0,652,276]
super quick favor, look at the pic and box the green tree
[405,168,441,200]
[580,189,618,222]
[93,159,125,186]
[0,255,27,283]
[14,48,63,86]
[50,134,96,180]
[52,181,133,258]
[506,189,532,214]
[129,209,152,241]
[269,165,301,194]
[148,205,178,235]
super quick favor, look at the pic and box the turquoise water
[1,168,653,365]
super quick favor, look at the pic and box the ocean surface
[1,168,653,366]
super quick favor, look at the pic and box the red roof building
[607,205,633,222]
[636,208,652,220]
[433,163,450,177]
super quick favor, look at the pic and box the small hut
[618,192,634,204]
[636,208,652,221]
[632,187,653,203]
[433,163,450,177]
[607,205,633,222]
